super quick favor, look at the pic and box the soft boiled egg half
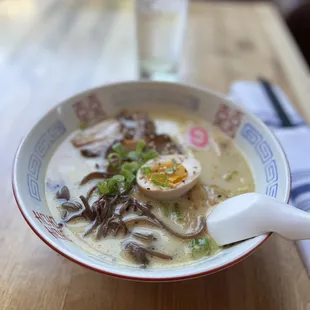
[136,155,202,200]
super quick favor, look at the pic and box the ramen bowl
[12,81,290,282]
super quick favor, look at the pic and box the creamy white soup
[45,110,254,268]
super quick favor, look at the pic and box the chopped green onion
[161,204,170,217]
[120,167,135,189]
[142,167,152,175]
[107,152,122,169]
[111,175,125,182]
[127,151,138,161]
[123,173,135,190]
[125,172,135,183]
[97,180,110,195]
[121,140,158,164]
[112,142,128,158]
[120,168,133,179]
[124,173,136,190]
[141,149,158,164]
[223,170,238,182]
[173,203,183,221]
[97,175,125,195]
[101,140,159,196]
[107,152,121,161]
[122,162,140,174]
[120,162,139,190]
[165,159,178,175]
[151,174,169,187]
[189,238,211,259]
[136,140,146,155]
[107,152,120,160]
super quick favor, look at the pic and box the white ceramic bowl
[13,81,291,282]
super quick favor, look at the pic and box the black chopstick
[258,78,293,127]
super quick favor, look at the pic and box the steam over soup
[45,110,254,268]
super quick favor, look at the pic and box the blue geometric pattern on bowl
[241,123,278,197]
[27,120,66,201]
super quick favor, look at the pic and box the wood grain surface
[1,1,310,309]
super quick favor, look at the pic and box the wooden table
[1,1,310,309]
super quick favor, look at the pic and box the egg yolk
[148,160,188,187]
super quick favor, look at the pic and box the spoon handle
[207,193,310,246]
[257,195,310,240]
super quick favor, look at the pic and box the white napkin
[230,81,310,275]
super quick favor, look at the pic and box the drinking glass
[134,0,188,81]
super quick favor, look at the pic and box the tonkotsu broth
[45,111,255,269]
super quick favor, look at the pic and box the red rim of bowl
[11,82,292,282]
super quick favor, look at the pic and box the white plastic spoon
[207,192,310,246]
